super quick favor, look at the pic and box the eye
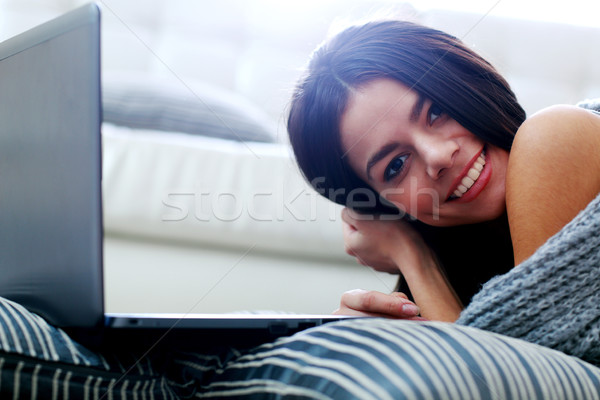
[428,103,443,125]
[384,154,409,182]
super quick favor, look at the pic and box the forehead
[339,79,419,176]
[340,78,418,142]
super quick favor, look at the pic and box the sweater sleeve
[456,192,600,367]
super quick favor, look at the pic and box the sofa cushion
[101,124,349,262]
[102,73,277,143]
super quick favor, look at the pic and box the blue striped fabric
[0,296,103,367]
[2,295,600,399]
[187,319,600,399]
[0,297,176,399]
[0,352,178,400]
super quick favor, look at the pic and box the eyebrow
[365,94,425,181]
[410,93,426,124]
[366,142,399,181]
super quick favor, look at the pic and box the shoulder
[510,105,600,160]
[506,105,600,264]
[509,105,600,192]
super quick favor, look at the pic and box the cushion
[0,296,175,399]
[187,319,600,399]
[102,73,277,143]
[2,295,600,399]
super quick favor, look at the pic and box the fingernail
[402,304,420,316]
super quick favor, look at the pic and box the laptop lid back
[0,4,103,328]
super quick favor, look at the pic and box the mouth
[447,147,487,201]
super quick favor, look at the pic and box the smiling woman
[339,78,509,227]
[287,19,523,319]
[287,18,600,326]
[288,20,523,218]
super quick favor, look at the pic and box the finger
[332,306,373,317]
[342,220,362,257]
[333,306,425,320]
[352,252,370,266]
[342,207,363,224]
[355,257,368,266]
[390,292,409,300]
[341,207,353,224]
[333,305,403,318]
[342,221,357,238]
[408,316,429,321]
[340,289,420,318]
[344,246,355,257]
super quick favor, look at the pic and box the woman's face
[339,78,509,226]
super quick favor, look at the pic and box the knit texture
[577,98,600,113]
[457,192,600,366]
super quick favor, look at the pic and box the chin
[418,205,506,227]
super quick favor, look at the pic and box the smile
[447,148,488,201]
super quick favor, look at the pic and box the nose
[417,136,458,180]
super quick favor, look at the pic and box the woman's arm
[339,208,463,322]
[507,105,600,265]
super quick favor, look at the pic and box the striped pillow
[2,295,600,399]
[0,296,175,399]
[189,319,600,399]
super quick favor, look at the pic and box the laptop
[0,3,350,350]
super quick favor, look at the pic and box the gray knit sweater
[457,191,600,367]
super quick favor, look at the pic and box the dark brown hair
[287,20,525,304]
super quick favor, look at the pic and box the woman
[1,19,599,398]
[287,20,600,322]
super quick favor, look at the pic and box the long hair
[287,20,525,304]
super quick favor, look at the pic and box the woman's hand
[333,289,426,320]
[341,207,430,275]
[341,207,463,322]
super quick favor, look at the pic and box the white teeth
[452,151,486,198]
[461,176,475,187]
[467,169,480,180]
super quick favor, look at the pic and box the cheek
[494,148,510,184]
[380,179,440,218]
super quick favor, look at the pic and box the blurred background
[2,0,599,314]
[1,0,599,139]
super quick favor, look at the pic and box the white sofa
[97,4,600,315]
[101,122,397,314]
[3,1,599,315]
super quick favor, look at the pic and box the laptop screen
[0,4,104,328]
